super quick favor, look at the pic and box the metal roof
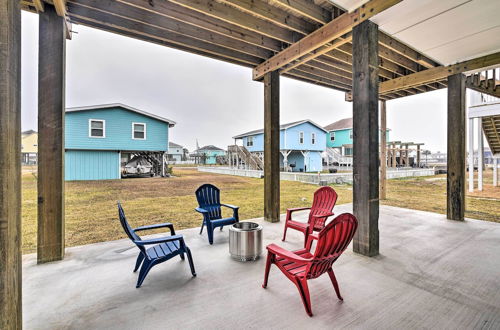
[233,119,328,139]
[66,103,176,127]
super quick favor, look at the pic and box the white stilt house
[468,90,500,191]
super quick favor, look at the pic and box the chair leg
[282,223,288,241]
[220,226,223,231]
[262,252,273,288]
[199,220,205,234]
[328,268,343,301]
[179,251,185,261]
[133,252,144,272]
[303,230,310,248]
[296,278,313,317]
[185,247,196,276]
[136,260,154,288]
[207,224,214,245]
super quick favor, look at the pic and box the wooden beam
[378,32,438,69]
[380,100,387,200]
[68,1,273,60]
[264,71,280,222]
[34,0,45,12]
[380,52,500,94]
[217,0,318,35]
[115,0,283,52]
[352,20,379,257]
[269,0,333,24]
[38,4,66,263]
[169,0,297,43]
[253,0,402,80]
[45,0,67,16]
[0,0,22,328]
[447,73,466,221]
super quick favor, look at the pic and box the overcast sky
[21,12,449,152]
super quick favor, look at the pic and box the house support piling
[264,71,280,222]
[380,100,387,200]
[37,5,66,263]
[352,20,379,257]
[447,74,466,221]
[0,1,22,328]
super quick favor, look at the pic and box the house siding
[327,128,390,148]
[200,150,226,165]
[65,150,120,181]
[65,108,169,151]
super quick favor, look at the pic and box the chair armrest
[134,235,183,246]
[221,203,239,210]
[312,213,334,219]
[134,222,175,235]
[266,243,311,263]
[195,207,208,214]
[287,207,311,213]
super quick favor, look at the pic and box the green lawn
[22,168,499,254]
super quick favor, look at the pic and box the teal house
[65,103,175,181]
[192,145,226,165]
[325,118,390,157]
[233,120,327,172]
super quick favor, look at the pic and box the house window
[330,132,335,142]
[247,136,254,147]
[311,133,316,145]
[299,131,304,144]
[89,119,105,138]
[349,129,353,140]
[132,123,146,140]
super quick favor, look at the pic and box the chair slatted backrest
[195,184,222,220]
[308,186,338,230]
[306,213,358,279]
[117,202,142,243]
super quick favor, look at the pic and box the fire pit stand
[229,222,263,261]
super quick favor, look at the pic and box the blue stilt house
[233,120,327,172]
[65,103,175,181]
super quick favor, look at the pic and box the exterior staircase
[482,114,500,155]
[325,147,353,167]
[228,145,264,170]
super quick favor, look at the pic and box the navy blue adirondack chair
[195,184,239,245]
[117,202,196,288]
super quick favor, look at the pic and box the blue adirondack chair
[195,184,239,244]
[117,202,196,288]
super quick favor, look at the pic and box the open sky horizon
[21,11,451,153]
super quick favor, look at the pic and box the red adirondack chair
[263,213,358,317]
[282,186,338,246]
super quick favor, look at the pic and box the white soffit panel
[372,0,500,65]
[329,0,500,65]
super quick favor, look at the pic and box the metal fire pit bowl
[229,222,263,262]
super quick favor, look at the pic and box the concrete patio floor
[23,205,500,329]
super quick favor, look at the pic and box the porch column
[477,118,483,191]
[38,5,66,263]
[392,143,397,167]
[405,144,409,166]
[494,158,498,187]
[352,20,379,257]
[416,145,421,167]
[380,100,387,200]
[264,71,280,222]
[0,1,22,328]
[447,73,466,221]
[468,118,474,192]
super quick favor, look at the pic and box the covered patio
[2,0,500,328]
[23,205,500,329]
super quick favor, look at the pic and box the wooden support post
[405,144,409,167]
[494,158,498,187]
[352,20,379,257]
[264,71,280,222]
[392,143,397,167]
[380,100,387,200]
[416,145,421,167]
[447,74,466,221]
[468,118,475,192]
[477,118,484,191]
[38,4,66,263]
[0,1,22,328]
